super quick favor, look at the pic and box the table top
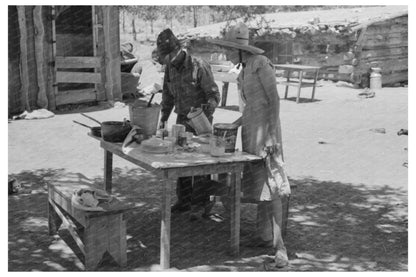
[94,134,262,170]
[274,64,320,71]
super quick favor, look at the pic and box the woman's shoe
[274,249,289,268]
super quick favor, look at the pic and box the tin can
[178,131,187,147]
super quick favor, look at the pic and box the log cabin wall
[8,6,54,116]
[351,15,408,87]
[8,5,121,117]
[185,12,408,88]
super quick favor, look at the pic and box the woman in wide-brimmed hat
[209,22,291,269]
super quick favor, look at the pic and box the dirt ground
[8,80,408,271]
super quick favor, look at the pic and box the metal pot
[101,121,132,143]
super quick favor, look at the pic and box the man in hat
[156,28,220,214]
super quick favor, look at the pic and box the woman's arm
[257,60,280,134]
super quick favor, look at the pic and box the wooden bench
[47,182,135,270]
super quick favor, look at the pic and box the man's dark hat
[157,28,181,57]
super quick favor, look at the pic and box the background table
[213,72,238,107]
[91,136,261,269]
[275,64,320,103]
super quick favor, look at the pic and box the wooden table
[91,135,261,269]
[274,64,320,103]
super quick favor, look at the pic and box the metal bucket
[129,100,161,138]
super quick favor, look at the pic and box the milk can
[370,67,382,90]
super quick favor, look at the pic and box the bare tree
[139,6,160,34]
[159,6,181,29]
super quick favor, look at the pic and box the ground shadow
[52,102,114,115]
[283,177,408,271]
[8,170,408,271]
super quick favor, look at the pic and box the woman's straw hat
[207,22,264,54]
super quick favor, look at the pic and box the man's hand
[207,98,218,110]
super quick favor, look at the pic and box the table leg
[221,82,229,107]
[284,70,291,99]
[311,69,319,101]
[104,150,113,193]
[160,177,173,269]
[296,70,304,104]
[230,171,241,256]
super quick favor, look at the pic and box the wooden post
[33,6,48,109]
[160,174,172,269]
[102,6,121,103]
[17,6,31,112]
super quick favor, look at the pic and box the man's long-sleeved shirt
[160,51,220,122]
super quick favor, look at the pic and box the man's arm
[198,61,220,115]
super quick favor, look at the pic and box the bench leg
[107,214,127,267]
[84,217,108,270]
[48,200,62,235]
